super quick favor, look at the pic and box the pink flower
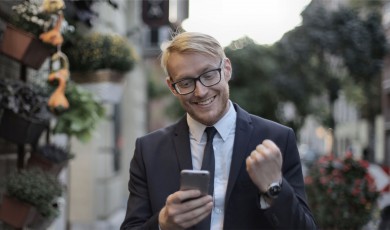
[359,160,369,169]
[343,164,351,171]
[320,176,329,185]
[305,176,313,185]
[352,187,360,196]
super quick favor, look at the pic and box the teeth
[197,97,214,105]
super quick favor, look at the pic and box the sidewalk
[71,208,126,230]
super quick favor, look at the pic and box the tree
[226,36,324,132]
[225,1,387,158]
[273,1,387,157]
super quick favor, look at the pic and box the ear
[223,58,233,81]
[166,77,179,95]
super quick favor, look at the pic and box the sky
[181,0,311,47]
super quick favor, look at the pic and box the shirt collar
[187,100,237,142]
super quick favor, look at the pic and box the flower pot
[0,24,52,69]
[0,109,48,145]
[27,152,68,176]
[71,69,126,103]
[0,195,37,229]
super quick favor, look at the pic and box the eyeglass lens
[175,69,221,95]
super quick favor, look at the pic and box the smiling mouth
[194,96,216,105]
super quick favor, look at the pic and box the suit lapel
[225,104,254,206]
[173,115,193,170]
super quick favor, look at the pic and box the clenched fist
[246,139,283,193]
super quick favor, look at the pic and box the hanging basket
[0,194,37,229]
[0,24,52,69]
[71,69,126,103]
[0,109,48,145]
[27,152,68,176]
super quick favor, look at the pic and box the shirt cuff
[259,194,271,209]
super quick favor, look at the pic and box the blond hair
[160,32,226,75]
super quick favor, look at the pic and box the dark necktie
[197,126,218,230]
[201,126,217,196]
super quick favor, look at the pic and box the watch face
[269,185,281,196]
[267,182,282,198]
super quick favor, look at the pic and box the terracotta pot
[0,109,48,145]
[0,24,52,69]
[0,195,36,229]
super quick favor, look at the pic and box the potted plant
[1,0,75,69]
[0,78,52,144]
[0,0,52,69]
[63,32,137,102]
[27,143,74,175]
[64,32,137,74]
[0,168,62,229]
[305,153,380,229]
[51,81,105,143]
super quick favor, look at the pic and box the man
[121,32,317,229]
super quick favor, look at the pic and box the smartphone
[180,169,210,196]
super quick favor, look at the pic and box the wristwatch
[264,180,282,199]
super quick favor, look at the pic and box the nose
[193,79,208,97]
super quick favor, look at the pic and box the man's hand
[158,190,213,230]
[246,139,283,193]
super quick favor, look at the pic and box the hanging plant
[0,79,51,144]
[52,81,105,142]
[3,169,63,219]
[63,32,137,73]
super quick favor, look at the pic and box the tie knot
[205,126,217,141]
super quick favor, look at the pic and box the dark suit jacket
[121,103,317,230]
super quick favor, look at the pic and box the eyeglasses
[171,60,223,95]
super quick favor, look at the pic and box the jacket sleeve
[120,138,160,230]
[262,128,318,229]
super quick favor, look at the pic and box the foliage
[63,32,137,73]
[52,81,105,142]
[305,153,379,229]
[10,0,74,38]
[279,2,387,125]
[226,39,281,120]
[280,2,387,158]
[0,78,51,122]
[147,64,170,99]
[10,0,50,36]
[35,144,74,163]
[225,37,315,131]
[5,169,63,218]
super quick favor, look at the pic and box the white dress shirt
[187,100,237,230]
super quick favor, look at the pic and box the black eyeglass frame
[171,60,224,95]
